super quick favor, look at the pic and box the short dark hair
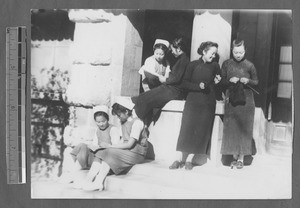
[171,37,187,53]
[197,41,218,55]
[232,39,246,49]
[111,103,132,117]
[153,43,169,54]
[94,111,109,121]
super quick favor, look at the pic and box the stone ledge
[161,100,224,114]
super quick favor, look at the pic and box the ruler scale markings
[6,27,27,184]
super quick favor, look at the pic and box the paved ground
[31,153,291,199]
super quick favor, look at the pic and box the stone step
[103,155,291,199]
[31,154,291,199]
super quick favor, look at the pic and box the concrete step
[31,154,291,199]
[104,155,291,199]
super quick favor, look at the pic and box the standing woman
[220,39,258,169]
[132,37,190,122]
[169,41,221,170]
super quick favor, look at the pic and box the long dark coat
[176,59,221,154]
[220,58,258,156]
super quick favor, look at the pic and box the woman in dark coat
[169,41,221,170]
[131,37,190,123]
[220,39,258,169]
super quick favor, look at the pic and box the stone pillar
[64,9,144,140]
[120,11,144,96]
[190,10,232,66]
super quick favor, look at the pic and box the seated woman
[139,39,171,92]
[59,105,121,186]
[80,97,148,191]
[132,37,190,123]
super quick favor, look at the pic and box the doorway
[140,10,194,93]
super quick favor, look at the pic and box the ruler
[6,27,27,184]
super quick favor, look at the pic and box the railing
[31,92,69,178]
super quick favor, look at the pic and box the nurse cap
[154,39,170,48]
[114,96,135,110]
[93,105,109,115]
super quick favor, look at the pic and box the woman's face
[154,48,165,63]
[116,112,129,124]
[232,45,245,61]
[94,115,109,130]
[170,45,181,58]
[202,46,218,63]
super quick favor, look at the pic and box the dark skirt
[176,92,216,154]
[221,89,255,155]
[94,148,145,175]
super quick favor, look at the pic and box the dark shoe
[230,161,238,169]
[236,161,244,169]
[169,161,184,169]
[184,162,193,170]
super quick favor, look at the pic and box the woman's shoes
[169,161,184,169]
[230,161,238,169]
[230,160,244,169]
[169,161,194,170]
[236,161,244,169]
[184,162,193,170]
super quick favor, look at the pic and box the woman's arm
[164,64,171,79]
[91,129,98,146]
[101,119,144,150]
[248,64,259,85]
[139,57,156,80]
[240,64,259,86]
[101,137,136,149]
[165,55,189,85]
[110,126,122,145]
[214,63,222,84]
[220,61,231,87]
[180,61,207,92]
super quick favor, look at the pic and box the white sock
[186,154,195,163]
[86,161,101,182]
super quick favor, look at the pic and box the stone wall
[64,9,144,142]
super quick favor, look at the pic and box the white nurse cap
[114,96,135,110]
[93,105,109,115]
[154,39,170,48]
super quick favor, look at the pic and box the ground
[31,153,291,199]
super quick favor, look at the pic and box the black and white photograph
[30,9,293,199]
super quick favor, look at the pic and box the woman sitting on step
[80,97,149,191]
[59,105,121,186]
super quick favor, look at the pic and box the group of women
[59,37,258,192]
[134,37,258,170]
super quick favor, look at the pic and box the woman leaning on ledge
[220,39,259,169]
